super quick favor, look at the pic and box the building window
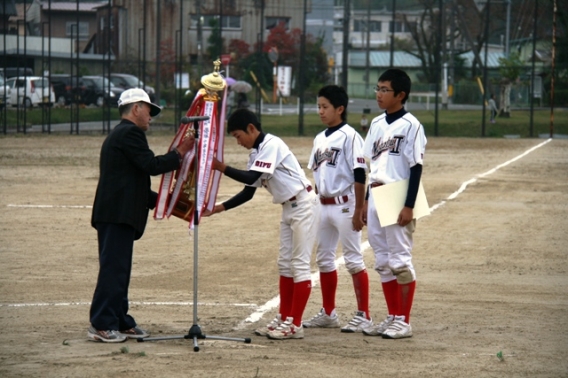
[190,15,241,29]
[66,22,89,40]
[334,18,345,32]
[353,20,381,32]
[99,16,114,31]
[265,17,289,30]
[389,21,404,33]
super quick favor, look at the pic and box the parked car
[109,73,155,102]
[50,74,83,106]
[0,75,11,108]
[6,76,55,108]
[81,75,124,107]
[0,67,34,79]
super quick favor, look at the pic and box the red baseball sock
[352,269,370,319]
[381,279,399,316]
[279,276,294,320]
[289,280,312,327]
[320,270,337,315]
[398,280,416,323]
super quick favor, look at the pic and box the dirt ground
[0,131,567,378]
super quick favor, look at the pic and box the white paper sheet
[371,180,430,226]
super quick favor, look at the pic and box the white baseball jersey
[364,112,426,183]
[247,133,312,204]
[308,124,368,275]
[308,124,367,197]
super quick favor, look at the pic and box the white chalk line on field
[3,139,553,328]
[236,138,553,329]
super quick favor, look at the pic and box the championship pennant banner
[154,87,227,228]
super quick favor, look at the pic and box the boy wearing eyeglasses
[361,68,427,339]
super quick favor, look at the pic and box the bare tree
[402,0,465,84]
[402,0,441,84]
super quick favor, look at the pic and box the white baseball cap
[118,88,161,117]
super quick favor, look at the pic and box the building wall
[306,0,334,57]
[104,0,307,62]
[46,11,98,53]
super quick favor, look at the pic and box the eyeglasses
[373,86,395,94]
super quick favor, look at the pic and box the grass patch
[259,109,567,138]
[2,106,565,138]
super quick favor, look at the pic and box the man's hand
[202,203,225,217]
[397,207,413,226]
[176,134,196,156]
[352,208,365,232]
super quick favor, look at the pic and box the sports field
[0,133,567,377]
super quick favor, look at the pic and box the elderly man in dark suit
[88,88,194,343]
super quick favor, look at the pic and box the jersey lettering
[255,161,272,169]
[371,135,404,160]
[312,147,341,170]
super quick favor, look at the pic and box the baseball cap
[118,88,161,117]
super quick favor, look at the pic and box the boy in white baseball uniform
[305,85,371,332]
[362,68,427,339]
[206,109,320,340]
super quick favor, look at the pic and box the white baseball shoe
[381,315,413,339]
[254,314,282,336]
[266,317,304,340]
[362,315,394,336]
[341,310,372,333]
[302,308,340,328]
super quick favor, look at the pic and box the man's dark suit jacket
[91,119,180,240]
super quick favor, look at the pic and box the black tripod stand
[139,116,251,351]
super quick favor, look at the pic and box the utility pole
[440,0,447,110]
[341,0,350,90]
[389,0,395,67]
[449,0,455,106]
[155,0,162,105]
[505,0,511,57]
[143,0,147,88]
[219,0,223,57]
[550,0,557,138]
[434,0,442,136]
[299,0,307,135]
[529,0,537,137]
[197,0,204,79]
[255,0,265,122]
[481,0,490,137]
[364,0,371,99]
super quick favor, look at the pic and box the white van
[6,76,55,108]
[0,75,11,108]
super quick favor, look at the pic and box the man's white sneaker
[381,315,413,339]
[302,308,340,328]
[340,310,372,333]
[254,314,282,336]
[266,317,304,340]
[362,315,394,336]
